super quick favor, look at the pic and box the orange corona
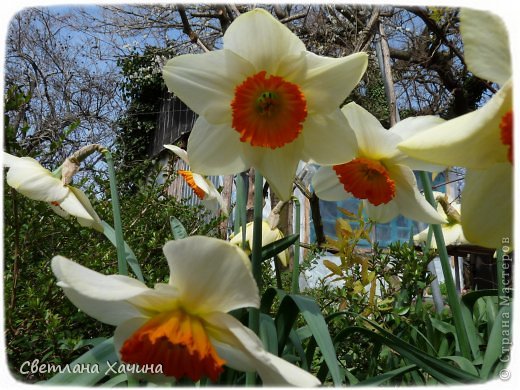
[120,310,225,382]
[333,158,396,206]
[231,71,307,149]
[178,170,206,200]
[500,110,513,163]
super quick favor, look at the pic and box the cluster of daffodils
[3,6,513,387]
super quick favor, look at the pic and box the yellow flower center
[333,157,396,206]
[120,310,225,382]
[231,71,307,149]
[500,110,513,163]
[178,170,206,200]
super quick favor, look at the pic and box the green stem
[419,171,471,359]
[249,171,263,334]
[291,197,301,294]
[246,174,263,387]
[103,150,127,276]
[235,172,248,249]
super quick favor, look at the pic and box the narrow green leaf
[169,216,188,240]
[275,294,343,386]
[355,364,417,386]
[100,373,128,387]
[261,234,299,262]
[44,337,118,385]
[481,305,510,379]
[102,222,144,282]
[461,289,498,309]
[337,323,480,384]
[441,356,479,377]
[259,313,278,355]
[260,287,282,313]
[288,329,308,370]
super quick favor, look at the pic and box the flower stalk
[249,170,264,335]
[102,149,127,276]
[291,197,301,294]
[419,171,471,359]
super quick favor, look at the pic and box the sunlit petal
[390,165,446,224]
[164,144,190,164]
[223,8,306,74]
[206,312,320,386]
[461,8,511,85]
[187,117,249,175]
[51,256,152,325]
[398,81,512,169]
[461,164,512,249]
[163,49,254,124]
[163,237,258,314]
[302,52,368,113]
[312,165,351,201]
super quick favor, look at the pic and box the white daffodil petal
[191,173,211,195]
[461,164,512,249]
[342,102,395,159]
[301,109,358,165]
[52,256,150,300]
[302,52,368,113]
[390,115,445,142]
[187,117,249,175]
[248,146,301,201]
[365,199,400,224]
[163,237,258,314]
[164,144,190,164]
[52,256,151,325]
[223,8,306,74]
[206,312,320,387]
[461,8,511,85]
[66,187,104,232]
[163,49,254,124]
[4,153,69,202]
[398,82,512,169]
[311,165,351,201]
[387,116,446,171]
[391,165,446,224]
[113,317,150,359]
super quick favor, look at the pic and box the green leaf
[274,294,343,386]
[288,329,308,370]
[355,364,417,386]
[102,222,144,282]
[73,337,109,351]
[100,373,128,387]
[337,322,481,384]
[261,234,299,262]
[441,356,479,377]
[170,216,188,240]
[481,305,510,379]
[44,337,118,386]
[259,313,278,355]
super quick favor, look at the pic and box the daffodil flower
[230,220,288,267]
[52,236,319,386]
[312,103,446,224]
[413,192,469,249]
[398,8,512,248]
[164,145,227,215]
[163,8,368,201]
[3,152,103,231]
